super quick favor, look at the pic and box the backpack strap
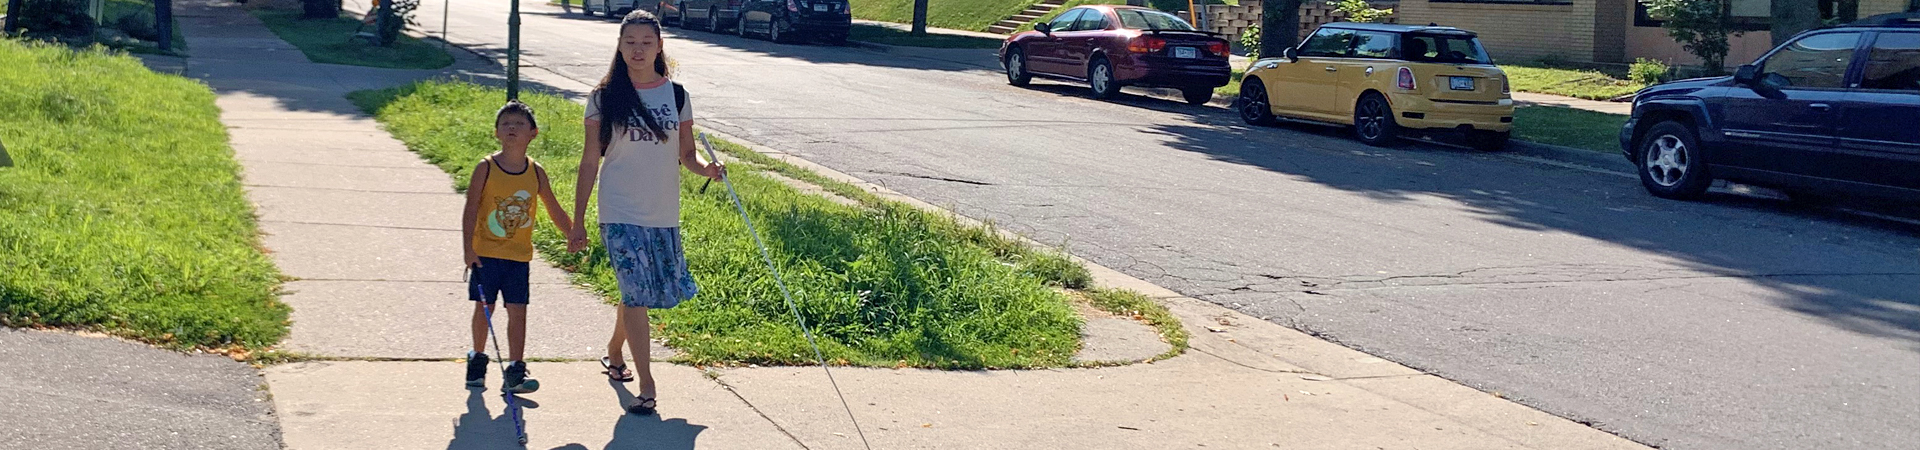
[673,82,687,116]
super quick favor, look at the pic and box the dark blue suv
[1622,13,1920,202]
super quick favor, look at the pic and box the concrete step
[1013,13,1042,21]
[987,25,1018,34]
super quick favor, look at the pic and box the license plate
[1449,76,1475,91]
[1174,47,1197,59]
[813,3,829,11]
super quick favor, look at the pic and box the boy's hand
[465,251,482,269]
[566,227,588,253]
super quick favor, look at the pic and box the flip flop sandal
[627,396,657,416]
[601,357,635,382]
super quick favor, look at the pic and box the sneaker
[503,361,538,394]
[465,351,489,387]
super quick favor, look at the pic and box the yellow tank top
[472,156,541,262]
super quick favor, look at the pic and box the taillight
[1396,67,1415,91]
[1499,73,1510,94]
[1128,36,1166,53]
[786,0,799,11]
[1207,41,1227,56]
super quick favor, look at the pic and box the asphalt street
[409,3,1920,448]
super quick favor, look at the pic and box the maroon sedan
[999,5,1232,104]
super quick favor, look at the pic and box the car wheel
[581,1,596,16]
[708,8,723,32]
[1088,58,1118,99]
[737,16,750,37]
[1237,78,1276,126]
[1005,48,1032,86]
[1181,88,1213,105]
[1352,93,1400,146]
[1637,121,1712,200]
[673,3,689,28]
[1468,130,1509,152]
[770,19,787,43]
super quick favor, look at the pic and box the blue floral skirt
[601,223,698,309]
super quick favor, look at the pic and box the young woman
[567,9,724,416]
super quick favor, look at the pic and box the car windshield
[1402,33,1492,64]
[1117,9,1196,31]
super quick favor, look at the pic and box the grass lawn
[0,40,287,350]
[852,0,1044,32]
[1511,105,1629,154]
[1215,68,1243,97]
[350,80,1183,369]
[1027,0,1127,31]
[1503,65,1644,101]
[251,9,454,70]
[849,24,1003,49]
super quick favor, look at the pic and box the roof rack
[1849,12,1920,27]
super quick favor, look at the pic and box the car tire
[673,3,689,28]
[708,8,723,33]
[1636,121,1713,200]
[1352,93,1400,147]
[738,15,750,37]
[582,1,596,17]
[1005,48,1032,86]
[770,19,788,43]
[1181,88,1213,105]
[1237,77,1277,126]
[1467,130,1509,152]
[1088,57,1119,99]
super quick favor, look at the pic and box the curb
[846,39,895,53]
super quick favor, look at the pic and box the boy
[462,100,571,393]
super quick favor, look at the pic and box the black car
[1622,13,1920,203]
[736,0,851,44]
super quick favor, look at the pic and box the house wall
[1205,0,1400,48]
[1395,0,1597,65]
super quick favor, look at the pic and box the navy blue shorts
[468,257,530,305]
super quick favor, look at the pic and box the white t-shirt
[585,80,690,228]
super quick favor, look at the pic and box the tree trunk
[1261,0,1301,60]
[1771,0,1820,47]
[302,0,339,19]
[156,0,172,53]
[911,0,928,35]
[5,0,23,34]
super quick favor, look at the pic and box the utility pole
[508,0,521,100]
[911,0,928,35]
[156,0,174,53]
[377,0,392,45]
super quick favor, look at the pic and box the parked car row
[1001,6,1918,204]
[577,0,852,45]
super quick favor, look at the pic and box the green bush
[1629,58,1670,86]
[16,0,96,37]
[1240,24,1261,59]
[114,10,161,42]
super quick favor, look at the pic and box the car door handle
[1325,66,1338,72]
[1809,103,1832,112]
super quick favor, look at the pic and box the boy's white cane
[694,133,872,450]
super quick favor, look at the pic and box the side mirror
[1282,47,1298,61]
[1034,22,1052,35]
[1733,64,1759,85]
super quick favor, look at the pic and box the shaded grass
[1511,106,1629,154]
[0,40,287,350]
[251,9,453,70]
[848,24,1003,49]
[851,0,1043,32]
[350,80,1118,369]
[1215,68,1243,97]
[101,0,190,55]
[1503,65,1644,101]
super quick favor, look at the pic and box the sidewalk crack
[702,371,814,450]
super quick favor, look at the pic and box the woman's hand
[566,226,589,253]
[702,160,727,181]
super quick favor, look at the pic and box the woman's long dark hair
[595,10,673,153]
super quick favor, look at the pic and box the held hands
[566,225,589,253]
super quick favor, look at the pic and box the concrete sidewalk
[189,2,1652,448]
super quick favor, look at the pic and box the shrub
[1241,24,1261,59]
[1629,58,1671,85]
[16,0,96,37]
[114,10,161,42]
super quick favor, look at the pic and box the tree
[1643,0,1740,73]
[911,0,928,35]
[1771,0,1819,47]
[5,0,23,34]
[1261,0,1302,60]
[1328,0,1392,23]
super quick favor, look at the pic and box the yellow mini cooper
[1238,23,1514,151]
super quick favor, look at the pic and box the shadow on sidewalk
[604,380,708,449]
[447,387,533,450]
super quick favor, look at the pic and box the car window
[1299,28,1355,58]
[1116,9,1197,31]
[1072,9,1109,31]
[1351,31,1396,59]
[1402,34,1491,64]
[1759,32,1862,89]
[1863,32,1920,92]
[1048,9,1086,32]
